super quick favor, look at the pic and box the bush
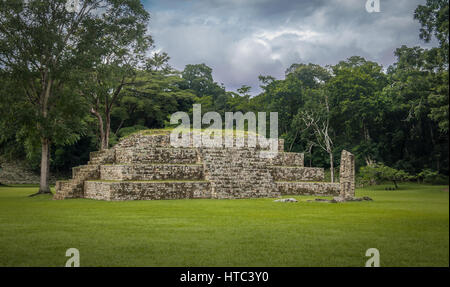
[417,169,450,185]
[359,163,412,189]
[117,125,148,138]
[431,174,450,185]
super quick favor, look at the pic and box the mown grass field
[0,183,448,267]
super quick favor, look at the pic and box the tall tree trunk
[289,129,299,152]
[30,137,51,196]
[39,138,51,193]
[31,78,53,196]
[393,180,398,190]
[91,108,106,150]
[104,107,111,149]
[329,151,334,183]
[308,144,313,167]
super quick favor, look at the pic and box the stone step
[88,149,115,164]
[115,133,285,151]
[72,165,100,178]
[84,180,211,201]
[100,164,204,181]
[54,182,84,199]
[115,134,172,148]
[55,149,117,200]
[269,166,324,181]
[276,181,339,196]
[200,148,279,199]
[267,152,304,167]
[89,150,108,161]
[115,147,200,164]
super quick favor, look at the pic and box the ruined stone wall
[0,160,59,185]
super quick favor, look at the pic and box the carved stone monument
[339,150,355,199]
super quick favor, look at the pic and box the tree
[285,63,331,89]
[283,63,331,152]
[0,0,118,194]
[259,75,304,136]
[428,70,449,133]
[327,56,388,166]
[225,85,252,114]
[112,63,197,130]
[180,64,215,96]
[116,53,176,131]
[382,46,448,173]
[180,63,228,115]
[80,2,152,150]
[237,85,252,97]
[414,0,449,66]
[293,90,336,182]
[145,52,172,74]
[414,0,449,133]
[360,163,411,189]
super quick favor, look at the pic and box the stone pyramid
[54,130,350,201]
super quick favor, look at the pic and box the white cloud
[144,0,438,94]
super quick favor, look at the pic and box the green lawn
[0,183,448,267]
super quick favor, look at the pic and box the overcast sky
[142,0,437,94]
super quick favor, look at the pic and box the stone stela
[54,131,355,201]
[339,150,355,199]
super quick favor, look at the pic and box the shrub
[417,169,450,185]
[359,163,412,189]
[117,125,148,138]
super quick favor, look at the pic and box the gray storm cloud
[144,0,437,94]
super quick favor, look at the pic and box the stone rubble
[274,198,298,203]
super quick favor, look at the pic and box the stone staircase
[53,149,115,200]
[200,147,278,199]
[80,145,209,201]
[267,152,340,196]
